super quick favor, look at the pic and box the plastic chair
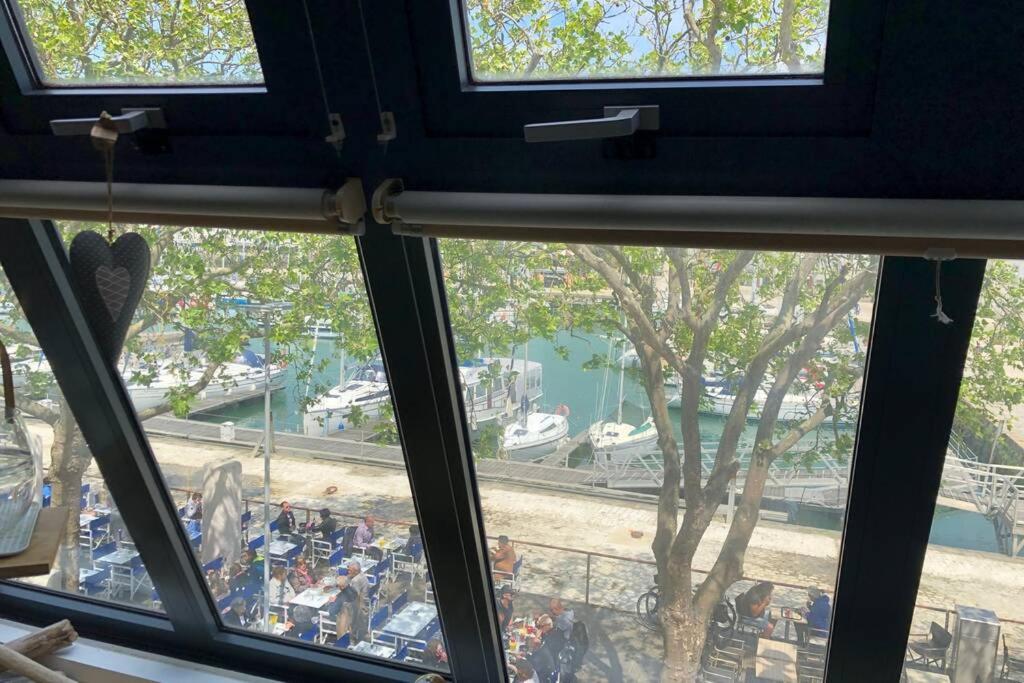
[248,534,265,552]
[1002,634,1024,681]
[391,590,408,616]
[203,556,225,573]
[370,606,388,632]
[334,633,351,649]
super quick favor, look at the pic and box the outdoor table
[770,618,801,645]
[268,539,298,564]
[287,584,340,611]
[338,557,380,578]
[903,670,951,683]
[371,536,407,554]
[382,601,438,642]
[350,641,396,658]
[755,638,799,682]
[770,607,805,623]
[95,548,144,599]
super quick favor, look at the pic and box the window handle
[50,108,166,137]
[523,105,659,143]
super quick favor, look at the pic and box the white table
[383,601,438,640]
[288,584,339,610]
[903,670,951,683]
[350,641,396,658]
[95,548,144,599]
[756,638,799,682]
[268,540,298,564]
[339,557,379,577]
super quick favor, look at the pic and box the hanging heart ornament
[69,231,151,364]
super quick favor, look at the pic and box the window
[0,267,161,612]
[903,259,1024,681]
[5,0,262,86]
[48,223,451,671]
[439,241,878,679]
[459,0,831,82]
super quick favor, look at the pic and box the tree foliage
[13,0,261,83]
[464,0,829,80]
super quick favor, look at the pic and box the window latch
[523,105,659,143]
[50,108,166,137]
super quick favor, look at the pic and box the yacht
[589,339,659,458]
[127,350,285,411]
[503,412,569,461]
[302,359,390,435]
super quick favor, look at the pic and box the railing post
[585,554,591,607]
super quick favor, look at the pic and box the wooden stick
[0,643,75,682]
[4,621,78,662]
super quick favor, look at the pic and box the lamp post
[233,300,292,632]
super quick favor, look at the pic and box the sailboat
[501,341,568,461]
[588,339,659,460]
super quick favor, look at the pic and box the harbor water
[190,332,1011,557]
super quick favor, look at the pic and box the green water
[190,332,1010,556]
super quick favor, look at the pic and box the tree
[14,0,261,83]
[569,248,875,680]
[1,224,375,591]
[464,0,829,80]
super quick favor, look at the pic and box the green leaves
[15,0,262,84]
[465,0,830,79]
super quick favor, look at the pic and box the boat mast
[520,338,529,426]
[616,337,626,425]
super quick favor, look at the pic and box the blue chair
[370,607,388,632]
[375,555,392,579]
[395,644,408,661]
[334,633,350,649]
[217,593,234,611]
[203,556,225,573]
[391,591,408,615]
[269,518,279,533]
[328,547,345,567]
[298,626,317,642]
[248,534,265,552]
[92,540,116,563]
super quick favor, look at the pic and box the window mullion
[827,256,986,681]
[356,222,506,681]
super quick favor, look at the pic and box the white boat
[460,357,543,431]
[303,356,544,435]
[127,351,285,411]
[588,338,659,458]
[589,418,658,459]
[503,412,569,461]
[302,360,391,435]
[304,319,340,340]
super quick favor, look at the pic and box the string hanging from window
[932,260,953,325]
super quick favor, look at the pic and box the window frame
[0,3,327,136]
[398,0,887,138]
[0,207,995,683]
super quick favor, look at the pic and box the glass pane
[54,224,448,671]
[903,259,1024,681]
[0,268,161,612]
[460,0,830,82]
[439,242,877,681]
[9,0,262,85]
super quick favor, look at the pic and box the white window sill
[0,620,276,683]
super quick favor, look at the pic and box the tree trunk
[660,584,708,683]
[47,414,88,593]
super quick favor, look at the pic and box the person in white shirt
[268,565,296,606]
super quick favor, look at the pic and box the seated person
[353,515,375,549]
[523,631,557,682]
[402,525,423,559]
[735,581,775,634]
[227,562,247,592]
[535,614,567,659]
[284,605,318,639]
[307,508,337,540]
[206,569,230,601]
[496,585,515,632]
[275,501,297,539]
[490,535,517,574]
[548,597,574,637]
[289,556,315,593]
[423,638,448,668]
[325,575,359,640]
[222,597,250,629]
[802,586,831,631]
[268,565,296,605]
[512,659,540,683]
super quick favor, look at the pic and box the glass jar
[0,340,43,556]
